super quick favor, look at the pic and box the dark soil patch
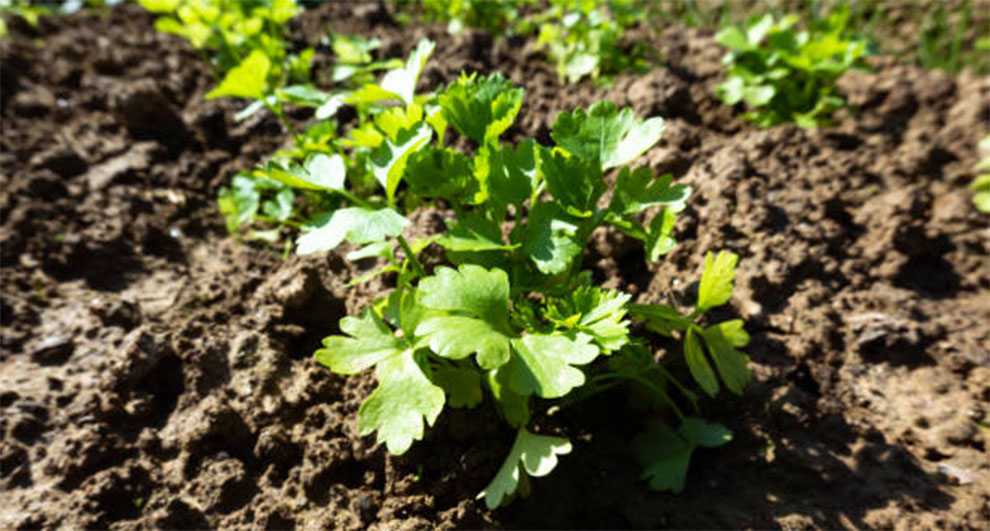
[1,4,988,530]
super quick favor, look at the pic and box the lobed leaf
[358,350,445,454]
[506,333,599,399]
[438,72,524,145]
[477,428,572,509]
[296,207,408,255]
[315,309,402,374]
[550,100,665,171]
[415,265,514,369]
[634,418,732,493]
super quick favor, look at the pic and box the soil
[1,3,988,530]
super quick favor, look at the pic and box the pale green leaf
[358,350,445,454]
[416,315,511,368]
[714,25,749,50]
[477,427,572,509]
[370,122,433,205]
[303,153,346,190]
[315,309,402,374]
[206,50,271,100]
[139,0,180,13]
[379,38,435,105]
[696,250,739,311]
[296,207,408,255]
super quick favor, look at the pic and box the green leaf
[379,38,435,105]
[348,83,404,105]
[609,167,691,214]
[684,328,718,397]
[714,26,750,50]
[303,153,346,190]
[404,145,477,200]
[370,122,433,205]
[700,322,750,395]
[550,100,665,171]
[476,140,538,209]
[415,265,513,369]
[717,76,745,105]
[438,72,523,144]
[487,366,530,427]
[544,287,631,352]
[315,93,347,120]
[696,250,738,312]
[711,319,750,347]
[346,240,395,262]
[279,84,328,106]
[416,316,511,366]
[743,85,776,107]
[315,309,403,374]
[296,207,408,255]
[257,154,346,192]
[971,174,990,213]
[507,333,599,399]
[477,427,572,509]
[432,366,482,408]
[418,264,511,325]
[374,104,424,141]
[217,174,260,233]
[539,146,605,216]
[520,202,583,275]
[436,211,516,252]
[261,188,293,220]
[139,0,180,13]
[206,49,271,100]
[645,207,680,261]
[358,350,445,454]
[634,418,732,493]
[746,14,775,45]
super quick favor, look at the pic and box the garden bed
[1,3,988,529]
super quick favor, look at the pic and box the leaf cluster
[218,38,441,251]
[714,8,868,128]
[390,0,650,84]
[396,0,532,37]
[531,0,650,84]
[295,57,751,508]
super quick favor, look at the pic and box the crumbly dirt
[1,4,988,530]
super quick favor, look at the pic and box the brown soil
[1,4,988,530]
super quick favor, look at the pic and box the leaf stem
[397,235,426,279]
